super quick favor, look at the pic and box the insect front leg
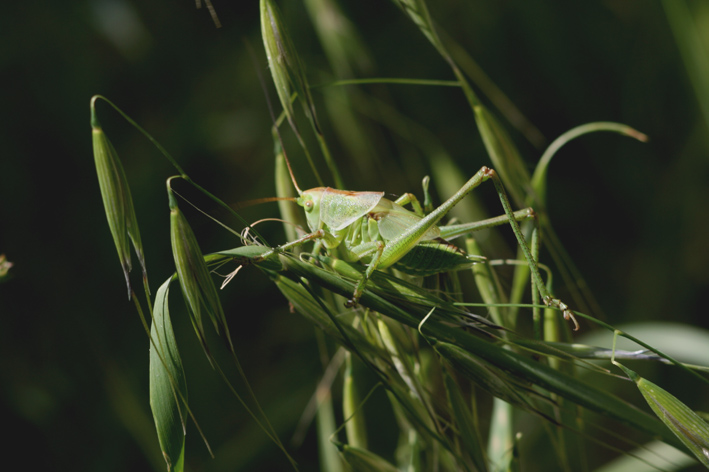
[343,240,385,308]
[253,229,327,263]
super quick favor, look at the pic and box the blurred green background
[2,0,709,470]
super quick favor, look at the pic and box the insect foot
[543,296,580,331]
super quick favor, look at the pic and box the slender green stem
[92,95,268,245]
[91,95,187,175]
[315,78,461,88]
[531,122,648,205]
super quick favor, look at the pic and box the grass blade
[149,278,187,472]
[613,342,709,468]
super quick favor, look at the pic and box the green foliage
[8,1,709,472]
[89,0,709,468]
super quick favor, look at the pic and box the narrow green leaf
[488,398,514,472]
[150,278,187,472]
[338,443,400,472]
[435,341,532,412]
[390,0,447,60]
[616,362,709,467]
[92,114,148,298]
[271,272,387,361]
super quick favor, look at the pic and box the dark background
[1,1,708,470]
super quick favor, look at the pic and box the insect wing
[377,202,440,241]
[320,188,384,231]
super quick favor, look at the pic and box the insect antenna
[230,196,297,211]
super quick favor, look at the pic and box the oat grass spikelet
[91,98,147,298]
[168,180,230,360]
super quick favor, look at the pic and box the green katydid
[249,152,579,330]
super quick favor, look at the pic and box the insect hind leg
[483,167,579,330]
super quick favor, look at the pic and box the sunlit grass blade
[612,337,709,468]
[593,440,698,472]
[92,109,148,298]
[149,278,187,472]
[488,399,514,472]
[317,388,344,472]
[337,443,400,472]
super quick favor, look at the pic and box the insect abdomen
[393,240,478,276]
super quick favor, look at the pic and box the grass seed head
[168,186,226,343]
[92,116,147,298]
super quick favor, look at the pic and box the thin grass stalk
[317,388,343,472]
[343,351,368,449]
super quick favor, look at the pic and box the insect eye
[304,200,314,211]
